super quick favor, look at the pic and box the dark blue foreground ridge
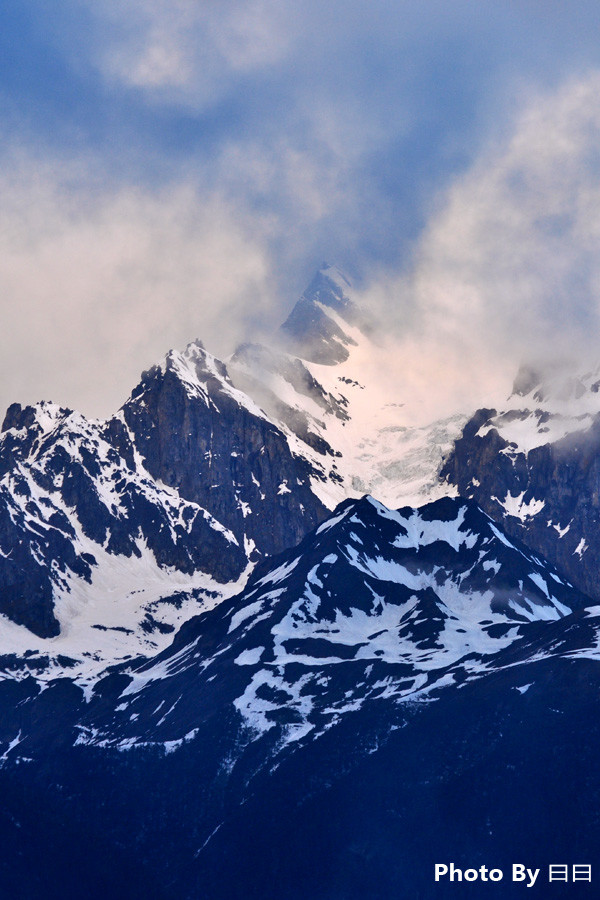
[0,493,597,898]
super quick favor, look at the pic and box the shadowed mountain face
[0,262,464,643]
[0,341,327,637]
[0,495,598,898]
[119,342,327,563]
[441,361,600,603]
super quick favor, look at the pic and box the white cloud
[84,0,293,102]
[358,71,600,418]
[0,82,393,421]
[0,150,275,419]
[413,72,600,350]
[5,39,600,427]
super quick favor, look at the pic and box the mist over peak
[4,70,600,428]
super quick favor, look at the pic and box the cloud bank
[4,6,600,418]
[361,72,600,419]
[0,152,274,417]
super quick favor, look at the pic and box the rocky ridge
[0,495,598,898]
[442,360,600,603]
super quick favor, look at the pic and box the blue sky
[2,1,600,416]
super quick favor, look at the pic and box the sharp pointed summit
[279,263,365,364]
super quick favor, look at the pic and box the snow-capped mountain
[0,339,327,673]
[3,264,598,711]
[5,261,600,899]
[442,358,600,603]
[0,263,466,669]
[71,494,588,753]
[0,495,598,899]
[229,262,467,510]
[0,492,590,763]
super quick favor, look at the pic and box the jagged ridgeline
[0,495,598,898]
[0,261,449,649]
[0,342,328,637]
[442,360,600,604]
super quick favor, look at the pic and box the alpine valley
[1,264,600,899]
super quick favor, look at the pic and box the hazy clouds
[3,5,600,418]
[0,152,275,416]
[379,73,600,376]
[351,71,600,419]
[413,74,600,348]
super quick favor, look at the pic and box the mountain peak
[278,264,364,365]
[299,262,356,318]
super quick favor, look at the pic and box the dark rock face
[120,342,328,561]
[0,495,62,637]
[441,407,600,602]
[0,405,94,637]
[0,343,327,637]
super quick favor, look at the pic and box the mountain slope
[0,263,467,649]
[442,359,600,602]
[0,496,598,898]
[230,263,467,510]
[0,341,327,649]
[0,494,590,757]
